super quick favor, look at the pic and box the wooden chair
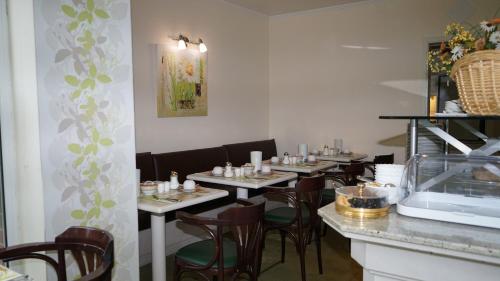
[364,153,395,175]
[174,200,265,281]
[0,227,114,281]
[260,174,325,281]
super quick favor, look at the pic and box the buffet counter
[318,204,500,281]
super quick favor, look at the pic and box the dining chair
[260,174,325,281]
[0,226,114,281]
[174,200,265,281]
[364,153,395,175]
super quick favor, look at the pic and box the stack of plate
[375,164,405,186]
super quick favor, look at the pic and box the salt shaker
[282,152,290,165]
[224,162,234,178]
[170,171,179,189]
[323,145,329,156]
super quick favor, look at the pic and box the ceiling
[224,0,365,16]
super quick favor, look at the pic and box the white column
[237,188,248,199]
[151,213,166,281]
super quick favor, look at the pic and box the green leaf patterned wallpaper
[34,0,138,279]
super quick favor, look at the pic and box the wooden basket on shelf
[450,50,500,115]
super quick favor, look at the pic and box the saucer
[211,172,224,177]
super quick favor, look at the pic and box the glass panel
[0,0,9,247]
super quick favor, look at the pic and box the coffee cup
[183,180,196,190]
[234,168,242,177]
[261,164,271,174]
[212,166,223,175]
[271,156,279,164]
[307,154,316,162]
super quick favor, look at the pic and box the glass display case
[398,154,500,228]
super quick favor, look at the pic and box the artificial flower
[451,45,464,61]
[489,31,500,44]
[474,38,486,50]
[480,20,495,32]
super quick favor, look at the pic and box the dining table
[138,186,229,281]
[269,160,336,175]
[187,170,298,199]
[316,153,368,163]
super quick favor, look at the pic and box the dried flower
[428,20,499,75]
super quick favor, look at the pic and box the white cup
[234,168,242,177]
[157,182,165,193]
[291,156,297,165]
[271,156,279,164]
[307,154,316,162]
[261,164,271,174]
[212,166,223,175]
[250,151,263,171]
[298,144,308,160]
[164,181,170,191]
[183,180,196,190]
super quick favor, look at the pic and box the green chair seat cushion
[322,189,336,203]
[175,238,237,268]
[265,206,310,224]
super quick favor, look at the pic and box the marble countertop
[319,203,500,260]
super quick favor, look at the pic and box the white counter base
[318,204,500,281]
[351,239,500,281]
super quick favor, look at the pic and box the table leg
[409,119,418,157]
[151,213,166,281]
[237,188,248,199]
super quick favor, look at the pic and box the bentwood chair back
[261,174,325,281]
[175,200,265,281]
[0,227,114,281]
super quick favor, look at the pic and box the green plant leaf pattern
[41,1,138,279]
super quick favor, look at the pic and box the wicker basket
[450,50,500,115]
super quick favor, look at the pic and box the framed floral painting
[156,43,207,117]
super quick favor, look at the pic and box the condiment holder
[170,171,179,189]
[140,181,157,196]
[224,162,234,178]
[282,152,290,165]
[323,145,329,156]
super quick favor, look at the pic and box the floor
[140,228,362,281]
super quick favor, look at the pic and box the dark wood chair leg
[174,260,180,281]
[322,222,328,237]
[280,230,286,263]
[297,232,307,281]
[315,226,323,274]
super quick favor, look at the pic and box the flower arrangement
[427,19,500,76]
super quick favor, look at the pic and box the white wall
[132,0,269,153]
[268,0,499,164]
